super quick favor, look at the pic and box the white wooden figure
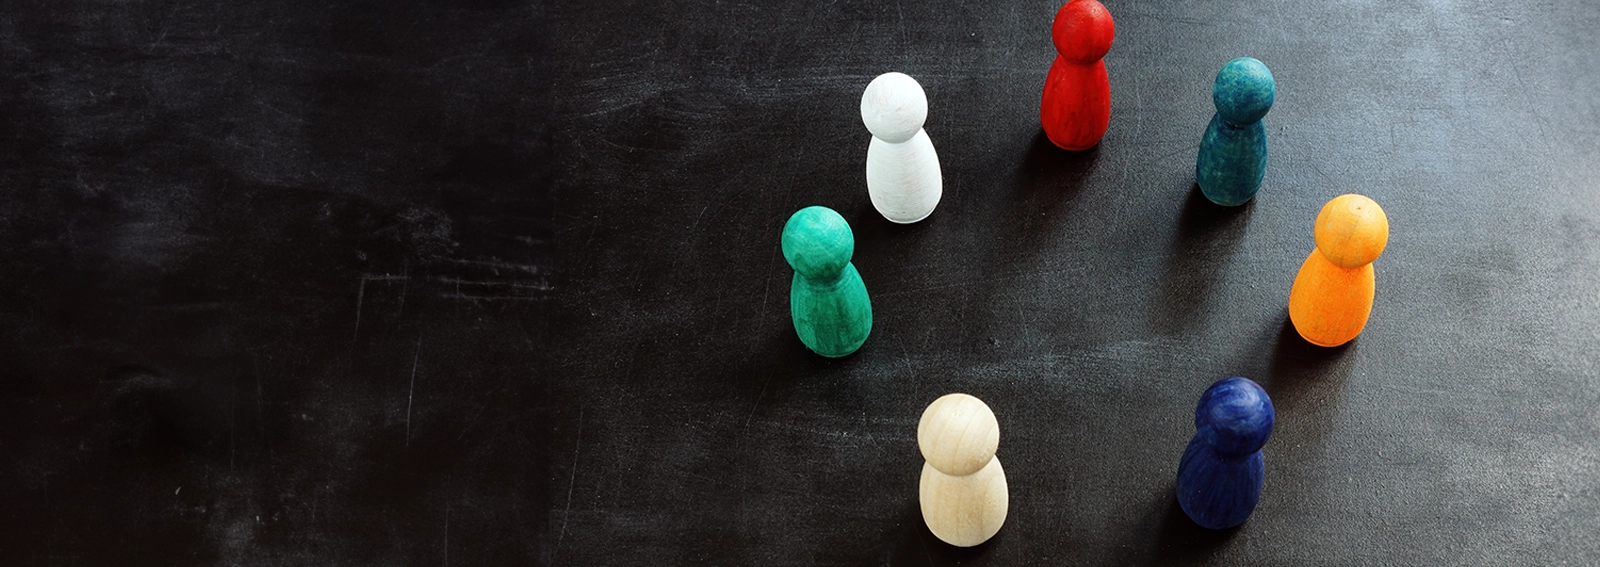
[917,393,1008,547]
[861,72,943,224]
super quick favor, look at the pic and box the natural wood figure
[1039,0,1115,151]
[917,393,1008,547]
[1288,194,1389,347]
[862,72,942,223]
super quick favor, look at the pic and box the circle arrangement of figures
[771,0,1402,545]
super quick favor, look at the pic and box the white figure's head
[860,72,928,143]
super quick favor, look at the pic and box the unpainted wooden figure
[917,393,1008,547]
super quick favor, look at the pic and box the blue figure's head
[782,206,854,280]
[1212,57,1275,125]
[1194,377,1274,457]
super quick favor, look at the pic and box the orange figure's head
[1051,0,1115,64]
[1313,194,1388,269]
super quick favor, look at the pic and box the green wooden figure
[783,206,872,357]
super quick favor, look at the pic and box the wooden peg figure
[1288,194,1388,347]
[1040,0,1115,151]
[1196,57,1275,206]
[918,393,1008,547]
[1176,377,1274,530]
[862,72,942,223]
[783,206,872,357]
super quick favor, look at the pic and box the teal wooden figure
[1196,57,1275,206]
[782,206,872,357]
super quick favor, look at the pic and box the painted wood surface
[863,72,943,223]
[1039,0,1115,151]
[1196,57,1274,206]
[1175,378,1274,530]
[1289,195,1388,347]
[783,206,873,357]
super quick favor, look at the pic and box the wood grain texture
[917,393,1000,477]
[917,393,1007,547]
[919,458,1009,547]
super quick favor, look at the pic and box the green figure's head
[1212,57,1275,125]
[782,206,854,280]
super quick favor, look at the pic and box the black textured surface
[3,0,1599,565]
[0,1,553,564]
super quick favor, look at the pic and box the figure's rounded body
[1197,115,1268,206]
[1288,250,1375,347]
[782,207,872,357]
[1288,195,1388,347]
[1196,57,1275,206]
[1177,440,1264,530]
[1040,0,1114,151]
[920,458,1008,546]
[865,130,942,223]
[789,264,872,357]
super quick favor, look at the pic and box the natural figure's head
[1212,57,1275,125]
[1313,194,1388,268]
[1051,0,1115,64]
[860,72,928,144]
[917,393,999,477]
[1194,377,1274,458]
[782,206,854,280]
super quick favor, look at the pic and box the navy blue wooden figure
[1196,57,1275,206]
[1176,377,1275,530]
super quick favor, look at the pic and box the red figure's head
[1051,0,1115,64]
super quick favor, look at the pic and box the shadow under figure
[1153,184,1253,333]
[1151,493,1242,563]
[1018,130,1101,199]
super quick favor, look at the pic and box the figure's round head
[782,206,854,279]
[1051,0,1116,64]
[1313,194,1388,268]
[860,72,928,143]
[1212,57,1275,125]
[918,393,1000,476]
[1193,377,1274,457]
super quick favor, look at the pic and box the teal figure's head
[1212,57,1275,125]
[782,206,854,280]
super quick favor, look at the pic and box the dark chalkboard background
[4,0,1599,565]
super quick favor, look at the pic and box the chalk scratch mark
[353,274,367,343]
[398,265,410,315]
[443,505,450,567]
[554,406,584,563]
[407,337,421,446]
[745,381,768,429]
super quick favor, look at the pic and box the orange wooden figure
[1288,194,1389,347]
[1040,0,1115,151]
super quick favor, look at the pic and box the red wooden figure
[1040,0,1115,151]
